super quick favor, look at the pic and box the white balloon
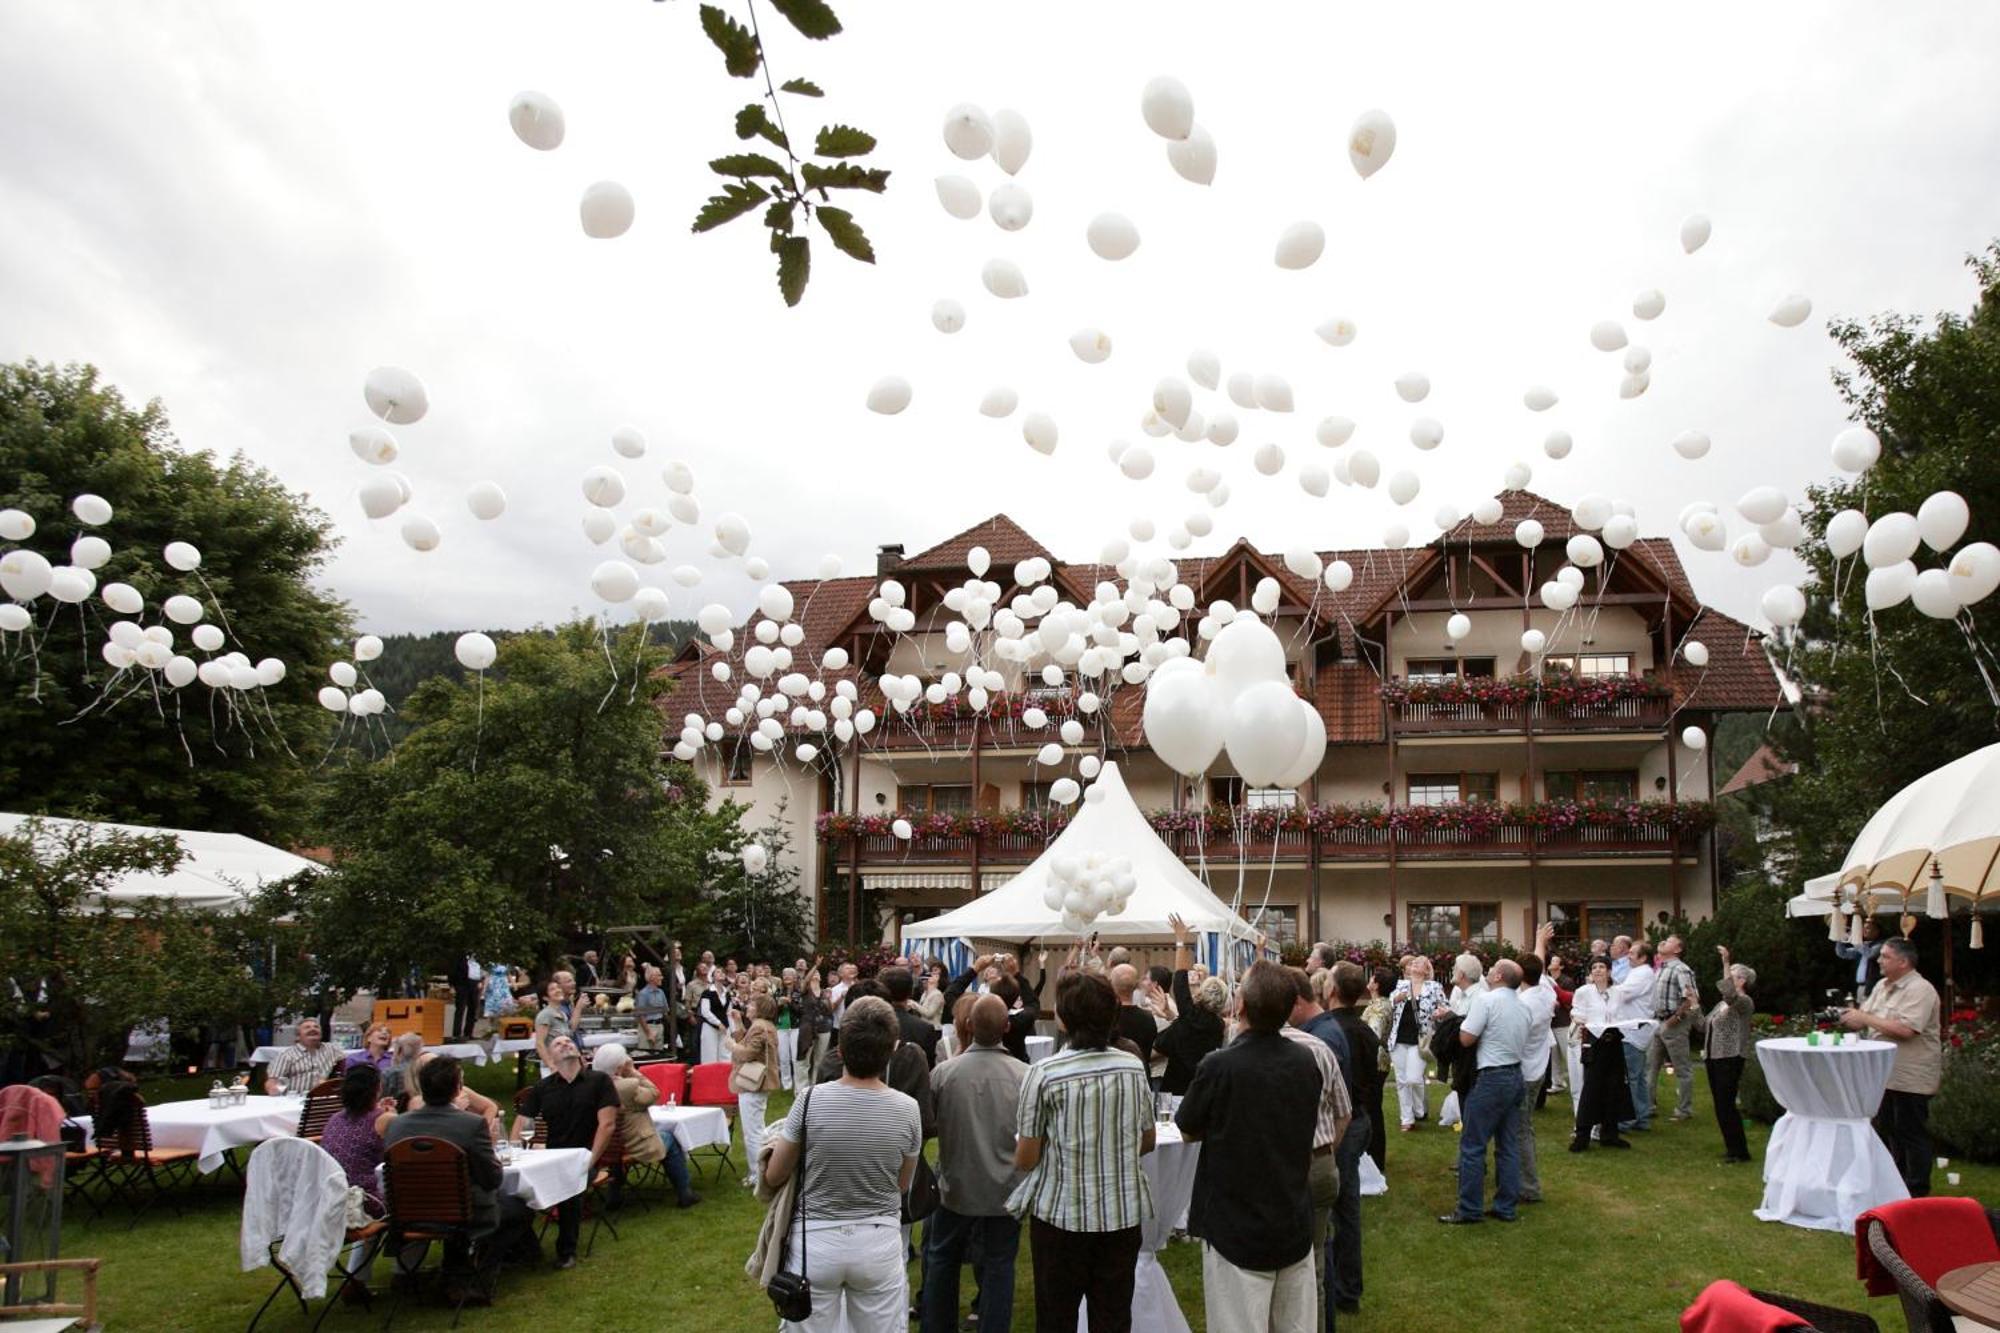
[1069,329,1111,364]
[891,817,913,841]
[578,180,635,239]
[967,386,1019,423]
[1343,106,1398,178]
[400,513,441,552]
[1166,123,1217,184]
[931,299,966,334]
[1256,444,1287,477]
[1911,568,1961,620]
[1761,509,1805,551]
[590,560,639,603]
[189,623,223,652]
[1681,725,1707,752]
[329,661,358,688]
[1521,628,1547,654]
[579,510,616,547]
[715,513,751,556]
[1076,213,1145,266]
[108,620,142,650]
[1680,214,1711,253]
[0,509,33,541]
[1826,508,1868,560]
[163,654,197,687]
[255,656,286,686]
[1760,583,1807,628]
[1632,289,1666,320]
[1036,742,1064,767]
[1832,425,1881,474]
[1471,496,1504,526]
[71,494,113,526]
[934,174,981,220]
[318,686,347,712]
[1152,377,1193,429]
[988,182,1033,231]
[1226,680,1306,786]
[1140,75,1194,140]
[1737,487,1788,525]
[162,592,202,624]
[1601,514,1639,550]
[1671,430,1711,460]
[1917,491,1969,551]
[100,581,141,615]
[1589,321,1628,353]
[362,367,428,424]
[1503,461,1533,489]
[1394,371,1430,403]
[348,426,397,465]
[1566,534,1604,567]
[1543,430,1573,460]
[866,376,913,415]
[1409,417,1444,452]
[1445,612,1471,641]
[578,466,627,509]
[1683,641,1709,668]
[942,103,994,159]
[1253,375,1294,412]
[69,536,110,570]
[353,634,382,662]
[1299,466,1330,498]
[980,259,1028,298]
[1023,413,1059,456]
[1315,317,1358,349]
[990,107,1032,173]
[1274,220,1325,270]
[466,481,507,521]
[358,475,403,520]
[1619,371,1650,399]
[1523,386,1557,412]
[455,632,497,671]
[1515,519,1544,548]
[1387,470,1420,505]
[1767,294,1812,328]
[1625,346,1653,374]
[1862,513,1920,569]
[1948,543,2000,606]
[1730,533,1771,568]
[1348,449,1381,489]
[507,90,564,150]
[1864,560,1917,610]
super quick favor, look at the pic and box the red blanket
[1856,1197,1998,1297]
[1680,1280,1805,1333]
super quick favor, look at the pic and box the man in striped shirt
[1008,971,1154,1333]
[263,1018,342,1094]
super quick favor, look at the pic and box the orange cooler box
[372,998,445,1046]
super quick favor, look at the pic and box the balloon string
[596,619,620,715]
[173,691,196,769]
[1958,616,2000,709]
[194,571,241,646]
[471,669,485,776]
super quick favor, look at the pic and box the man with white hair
[514,1036,617,1269]
[264,1018,341,1095]
[591,1042,701,1209]
[1440,959,1529,1225]
[1645,935,1700,1122]
[1611,940,1658,1132]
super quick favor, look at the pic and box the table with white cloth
[580,1030,639,1049]
[1025,1034,1056,1064]
[497,1146,590,1210]
[648,1104,730,1156]
[1752,1036,1908,1232]
[1080,1120,1200,1333]
[76,1095,300,1174]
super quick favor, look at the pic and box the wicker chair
[1747,1289,1882,1333]
[381,1136,483,1329]
[1865,1207,2000,1333]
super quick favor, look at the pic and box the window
[1249,905,1300,946]
[1019,781,1055,809]
[1544,653,1634,679]
[1408,903,1500,950]
[725,739,754,785]
[1407,655,1496,681]
[902,784,972,813]
[1545,770,1638,800]
[1548,902,1642,956]
[1207,776,1300,806]
[1408,773,1498,805]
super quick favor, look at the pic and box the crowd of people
[235,919,1945,1331]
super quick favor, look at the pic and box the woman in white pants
[697,973,729,1065]
[764,998,922,1333]
[732,992,783,1189]
[1386,955,1446,1129]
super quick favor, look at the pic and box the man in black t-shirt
[1109,964,1158,1071]
[513,1036,618,1269]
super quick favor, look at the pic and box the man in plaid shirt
[1645,936,1700,1122]
[263,1018,343,1094]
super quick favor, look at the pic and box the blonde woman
[1386,955,1446,1130]
[730,992,784,1189]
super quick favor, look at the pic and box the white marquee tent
[899,762,1264,976]
[0,812,325,911]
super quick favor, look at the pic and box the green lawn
[58,1064,1993,1331]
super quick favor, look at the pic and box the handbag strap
[781,1084,811,1277]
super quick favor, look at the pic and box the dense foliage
[0,361,349,841]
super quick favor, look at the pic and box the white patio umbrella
[1836,741,2000,921]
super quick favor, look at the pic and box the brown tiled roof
[1315,661,1386,744]
[658,574,875,718]
[1720,742,1795,795]
[899,514,1054,573]
[1675,607,1786,712]
[1446,488,1583,545]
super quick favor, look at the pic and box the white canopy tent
[899,762,1264,977]
[0,812,324,911]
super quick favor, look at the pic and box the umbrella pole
[1941,906,1955,1022]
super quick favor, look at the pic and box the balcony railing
[1382,673,1673,735]
[820,800,1710,868]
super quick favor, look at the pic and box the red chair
[638,1063,688,1104]
[685,1063,738,1180]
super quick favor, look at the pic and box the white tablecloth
[492,1038,537,1057]
[1753,1036,1908,1232]
[250,1041,492,1067]
[580,1030,639,1049]
[1081,1121,1199,1333]
[1025,1035,1056,1064]
[499,1147,590,1210]
[78,1095,300,1174]
[649,1104,730,1155]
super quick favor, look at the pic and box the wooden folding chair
[381,1137,482,1330]
[0,1257,101,1332]
[95,1095,199,1228]
[295,1078,345,1142]
[534,1150,620,1259]
[241,1141,390,1333]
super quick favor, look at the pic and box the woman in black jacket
[1156,914,1225,1096]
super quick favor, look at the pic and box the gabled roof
[1720,742,1796,795]
[1676,607,1786,712]
[1445,488,1582,545]
[899,514,1053,574]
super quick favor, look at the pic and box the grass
[56,1062,1994,1331]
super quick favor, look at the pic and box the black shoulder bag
[767,1085,813,1320]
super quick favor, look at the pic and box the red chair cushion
[640,1063,688,1102]
[687,1062,735,1107]
[1679,1280,1805,1333]
[1857,1197,2000,1296]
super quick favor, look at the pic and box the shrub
[1932,1018,2000,1162]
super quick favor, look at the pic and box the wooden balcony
[1385,677,1673,736]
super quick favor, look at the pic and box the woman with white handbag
[732,992,785,1189]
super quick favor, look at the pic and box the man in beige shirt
[1840,937,1941,1198]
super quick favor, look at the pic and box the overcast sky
[3,2,1997,635]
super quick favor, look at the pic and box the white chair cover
[240,1138,349,1300]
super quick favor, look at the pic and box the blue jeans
[1328,1111,1370,1309]
[1455,1065,1523,1220]
[1622,1043,1653,1130]
[920,1205,1020,1333]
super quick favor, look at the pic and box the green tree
[0,361,349,842]
[297,621,744,988]
[687,802,814,964]
[1769,244,2000,882]
[0,817,305,1073]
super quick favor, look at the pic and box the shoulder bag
[766,1085,813,1320]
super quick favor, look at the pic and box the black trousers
[1707,1056,1750,1161]
[1029,1216,1140,1333]
[452,979,481,1039]
[1873,1089,1933,1198]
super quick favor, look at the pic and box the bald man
[1110,963,1158,1070]
[923,995,1027,1333]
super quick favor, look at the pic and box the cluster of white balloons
[317,635,388,716]
[1042,850,1137,934]
[1142,616,1326,787]
[505,90,635,240]
[1832,489,1999,620]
